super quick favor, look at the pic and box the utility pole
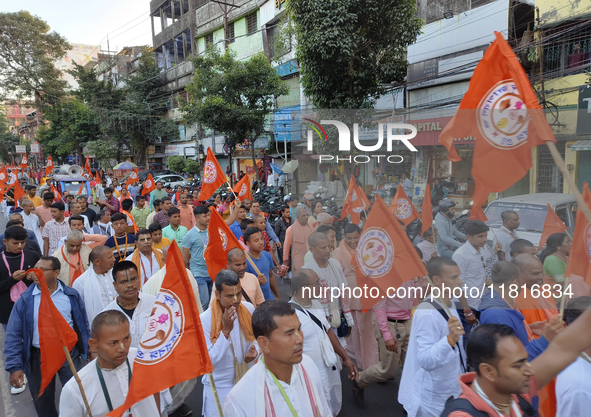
[209,0,240,50]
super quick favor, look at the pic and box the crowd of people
[1,170,591,417]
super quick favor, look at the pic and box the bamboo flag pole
[431,224,439,256]
[244,251,263,276]
[207,373,224,417]
[62,346,93,417]
[559,276,570,319]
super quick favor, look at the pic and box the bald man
[282,207,315,272]
[227,248,265,307]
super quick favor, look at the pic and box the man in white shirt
[59,310,162,417]
[401,173,414,200]
[223,300,331,417]
[126,229,164,285]
[556,296,591,417]
[200,270,258,417]
[491,210,520,261]
[102,261,156,348]
[226,248,265,307]
[72,246,117,326]
[20,199,44,245]
[398,257,466,417]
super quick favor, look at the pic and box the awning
[572,140,591,151]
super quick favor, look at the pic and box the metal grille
[542,22,591,77]
[226,22,235,43]
[246,13,258,35]
[537,141,565,193]
[205,33,213,46]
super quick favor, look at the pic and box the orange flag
[84,156,92,176]
[389,184,420,227]
[126,169,139,186]
[352,195,428,310]
[107,241,213,417]
[539,204,568,250]
[50,183,62,200]
[233,174,252,202]
[94,171,101,184]
[470,202,489,222]
[200,147,227,201]
[20,153,28,170]
[75,183,84,197]
[46,156,54,177]
[565,183,591,286]
[141,174,156,196]
[0,167,7,184]
[204,206,242,280]
[439,32,556,209]
[421,184,433,236]
[26,268,78,396]
[340,175,367,224]
[12,179,25,203]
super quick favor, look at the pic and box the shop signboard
[577,85,591,135]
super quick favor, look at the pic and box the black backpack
[440,395,537,417]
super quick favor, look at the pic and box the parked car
[484,193,577,249]
[153,174,188,189]
[138,169,171,182]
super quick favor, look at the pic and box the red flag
[439,32,556,210]
[200,147,227,201]
[539,204,568,250]
[141,174,157,196]
[565,184,591,286]
[126,169,139,186]
[340,175,367,224]
[20,153,28,170]
[84,156,92,176]
[204,206,242,280]
[233,174,252,202]
[352,195,428,310]
[46,156,54,177]
[26,268,78,396]
[107,241,213,417]
[389,184,420,227]
[50,183,62,200]
[421,184,433,236]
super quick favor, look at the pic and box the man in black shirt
[0,220,42,255]
[0,226,40,330]
[77,196,97,226]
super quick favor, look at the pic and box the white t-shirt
[556,356,591,417]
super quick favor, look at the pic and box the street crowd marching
[1,34,591,417]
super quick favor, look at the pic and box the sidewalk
[0,328,36,416]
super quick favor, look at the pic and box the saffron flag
[564,183,591,287]
[75,183,84,198]
[0,167,7,183]
[352,195,428,310]
[12,179,25,203]
[233,174,252,202]
[469,202,489,222]
[389,184,420,227]
[84,156,92,176]
[141,174,156,196]
[421,184,433,236]
[20,153,28,170]
[439,32,556,209]
[200,147,227,201]
[94,171,101,184]
[340,175,367,224]
[107,241,213,417]
[539,204,568,250]
[46,156,54,177]
[204,206,242,280]
[26,268,78,396]
[126,169,139,186]
[50,183,62,200]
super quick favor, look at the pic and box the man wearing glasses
[4,256,90,415]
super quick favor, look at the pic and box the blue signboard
[276,60,298,78]
[274,106,300,143]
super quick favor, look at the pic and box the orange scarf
[130,249,164,282]
[210,296,255,344]
[62,247,86,285]
[123,209,139,233]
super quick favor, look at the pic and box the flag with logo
[46,156,54,177]
[439,32,556,209]
[352,195,428,310]
[340,175,367,224]
[141,174,156,196]
[389,184,420,227]
[204,206,242,280]
[11,178,25,203]
[233,174,252,202]
[107,241,213,416]
[20,153,28,170]
[539,204,568,250]
[26,268,78,396]
[127,169,139,186]
[50,183,62,200]
[421,184,433,236]
[565,183,591,287]
[200,147,227,201]
[0,167,8,185]
[84,156,92,176]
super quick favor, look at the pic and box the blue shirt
[182,226,209,278]
[245,251,275,301]
[32,281,73,347]
[229,220,242,240]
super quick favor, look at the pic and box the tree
[181,48,289,181]
[85,139,118,169]
[166,155,186,173]
[184,159,200,176]
[0,11,69,106]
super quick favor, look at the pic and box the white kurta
[398,300,466,417]
[200,301,257,417]
[292,300,341,417]
[59,348,161,417]
[142,266,203,314]
[125,251,162,285]
[223,354,332,417]
[22,211,42,246]
[102,293,157,348]
[72,265,117,325]
[556,356,591,417]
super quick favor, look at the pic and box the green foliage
[184,159,200,176]
[85,139,119,169]
[0,130,20,163]
[0,11,69,106]
[166,155,186,173]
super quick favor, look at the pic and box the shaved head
[227,247,245,262]
[308,231,329,248]
[296,207,308,216]
[90,245,112,263]
[512,253,542,270]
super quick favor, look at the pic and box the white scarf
[292,300,338,369]
[96,221,114,236]
[77,265,116,324]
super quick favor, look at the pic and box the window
[246,13,258,35]
[226,21,235,44]
[205,33,214,46]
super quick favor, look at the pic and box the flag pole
[207,373,224,417]
[244,251,263,276]
[431,225,439,256]
[559,276,570,319]
[546,142,591,224]
[62,346,93,417]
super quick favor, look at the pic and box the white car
[484,193,577,249]
[153,174,188,189]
